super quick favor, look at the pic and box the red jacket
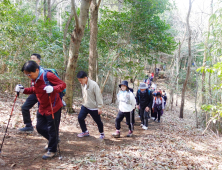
[23,72,66,116]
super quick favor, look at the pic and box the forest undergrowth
[0,79,222,169]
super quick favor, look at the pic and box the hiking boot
[18,126,33,133]
[142,125,148,130]
[42,151,56,160]
[126,130,133,137]
[112,130,120,138]
[99,133,105,140]
[77,131,89,138]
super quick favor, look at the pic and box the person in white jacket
[112,81,136,138]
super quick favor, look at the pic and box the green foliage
[98,0,177,80]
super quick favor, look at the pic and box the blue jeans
[21,94,38,127]
[36,108,61,152]
[78,106,104,133]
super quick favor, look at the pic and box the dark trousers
[36,108,61,152]
[126,109,135,125]
[139,107,150,127]
[115,111,132,131]
[154,110,161,121]
[21,94,38,127]
[78,106,104,133]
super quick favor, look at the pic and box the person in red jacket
[15,60,66,160]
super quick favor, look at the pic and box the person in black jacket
[136,83,153,130]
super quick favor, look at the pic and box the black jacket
[136,89,153,109]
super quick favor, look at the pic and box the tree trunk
[179,0,192,119]
[44,0,46,21]
[195,71,199,128]
[63,12,75,69]
[65,0,91,113]
[35,0,40,22]
[88,0,101,81]
[111,76,118,104]
[47,0,51,21]
[202,0,213,105]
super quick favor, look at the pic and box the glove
[44,85,53,93]
[15,84,24,93]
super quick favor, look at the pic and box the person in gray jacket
[76,71,104,139]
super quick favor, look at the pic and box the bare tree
[88,0,101,81]
[44,0,47,21]
[201,0,213,105]
[47,0,51,20]
[35,0,40,22]
[179,0,192,118]
[65,0,91,113]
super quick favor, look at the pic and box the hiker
[112,81,136,138]
[158,88,162,96]
[136,83,153,130]
[18,54,42,132]
[162,90,167,106]
[15,60,66,159]
[150,73,154,82]
[76,71,105,139]
[152,92,164,123]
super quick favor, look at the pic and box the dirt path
[0,81,222,169]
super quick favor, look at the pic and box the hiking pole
[0,92,19,153]
[48,94,62,160]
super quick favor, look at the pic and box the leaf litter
[0,83,222,169]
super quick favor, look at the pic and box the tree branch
[71,0,80,30]
[51,0,69,12]
[97,0,101,8]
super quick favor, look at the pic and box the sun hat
[119,80,129,88]
[139,83,147,90]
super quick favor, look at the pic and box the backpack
[43,69,66,100]
[137,89,151,101]
[154,97,162,110]
[129,88,134,93]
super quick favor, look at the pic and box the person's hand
[15,84,24,93]
[162,109,164,112]
[136,105,140,109]
[98,109,102,115]
[44,85,53,93]
[145,107,149,112]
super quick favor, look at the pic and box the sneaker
[18,126,33,132]
[154,118,157,122]
[142,125,148,130]
[99,133,105,139]
[112,130,120,138]
[42,151,56,160]
[140,124,143,127]
[126,130,133,137]
[77,131,89,138]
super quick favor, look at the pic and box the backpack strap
[138,89,141,101]
[43,71,50,86]
[147,89,150,96]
